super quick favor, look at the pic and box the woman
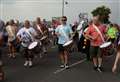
[112,31,120,73]
[17,20,37,67]
[84,15,106,72]
[6,20,17,58]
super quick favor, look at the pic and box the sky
[0,0,120,24]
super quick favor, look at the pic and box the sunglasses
[62,19,67,21]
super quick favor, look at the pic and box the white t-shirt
[17,27,36,47]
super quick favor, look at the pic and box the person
[0,25,4,81]
[0,20,4,33]
[106,23,118,43]
[34,17,49,54]
[6,19,17,58]
[43,19,48,28]
[0,32,3,61]
[112,31,120,73]
[17,20,37,67]
[71,21,79,52]
[84,15,106,72]
[0,20,4,58]
[52,25,58,46]
[78,20,91,61]
[55,16,73,68]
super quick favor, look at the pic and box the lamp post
[62,0,65,16]
[62,0,68,16]
[0,0,3,19]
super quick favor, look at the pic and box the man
[35,17,49,54]
[6,19,17,58]
[84,15,106,72]
[17,20,37,67]
[55,16,73,68]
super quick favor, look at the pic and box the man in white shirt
[17,20,37,67]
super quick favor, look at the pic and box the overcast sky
[0,0,120,24]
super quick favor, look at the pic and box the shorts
[8,39,17,47]
[58,44,65,52]
[90,46,102,58]
[20,45,33,59]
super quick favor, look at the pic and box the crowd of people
[0,14,120,80]
[0,17,58,67]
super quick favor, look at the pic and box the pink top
[85,24,106,46]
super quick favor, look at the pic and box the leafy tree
[91,6,111,24]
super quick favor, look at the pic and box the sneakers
[60,64,69,68]
[24,61,33,67]
[93,66,98,71]
[8,54,12,58]
[97,67,103,72]
[29,61,33,67]
[93,66,103,72]
[64,65,69,69]
[60,65,64,68]
[24,61,29,66]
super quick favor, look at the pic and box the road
[1,46,120,82]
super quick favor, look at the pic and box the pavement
[1,46,120,82]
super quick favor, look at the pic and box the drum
[100,42,114,57]
[63,40,73,47]
[63,40,73,52]
[28,41,41,54]
[40,36,47,41]
[100,42,111,48]
[40,36,50,46]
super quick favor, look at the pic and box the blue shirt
[55,24,73,44]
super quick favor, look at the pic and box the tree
[91,6,111,24]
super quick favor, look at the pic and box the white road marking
[54,59,86,74]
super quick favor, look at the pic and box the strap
[77,20,84,31]
[77,20,84,39]
[37,25,43,34]
[93,24,105,42]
